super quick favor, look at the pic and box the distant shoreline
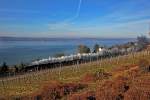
[0,36,136,41]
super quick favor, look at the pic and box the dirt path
[113,65,139,78]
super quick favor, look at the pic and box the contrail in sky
[63,0,82,22]
[49,0,83,30]
[75,0,82,19]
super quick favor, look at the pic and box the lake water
[0,38,135,65]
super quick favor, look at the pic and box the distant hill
[0,36,135,41]
[0,36,69,41]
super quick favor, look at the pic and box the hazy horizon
[0,36,137,40]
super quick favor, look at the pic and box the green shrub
[78,45,91,54]
[54,53,65,57]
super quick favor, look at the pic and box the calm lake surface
[0,38,135,65]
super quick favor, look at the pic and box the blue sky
[0,0,150,38]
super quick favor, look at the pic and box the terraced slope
[0,50,150,100]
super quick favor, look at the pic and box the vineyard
[0,50,150,100]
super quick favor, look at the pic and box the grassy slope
[0,50,150,98]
